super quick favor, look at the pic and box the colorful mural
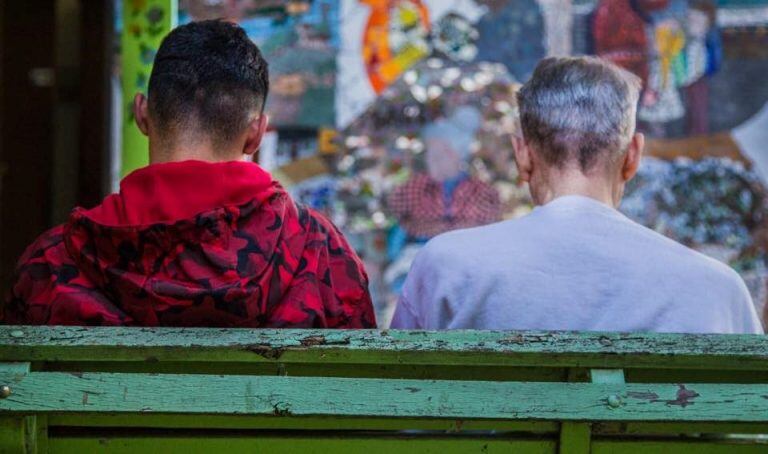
[179,0,339,129]
[328,0,768,320]
[116,0,768,321]
[120,0,175,176]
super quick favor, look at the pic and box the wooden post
[0,363,35,454]
[120,0,176,177]
[559,369,627,454]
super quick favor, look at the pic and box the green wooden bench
[0,326,766,453]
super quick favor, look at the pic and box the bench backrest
[1,326,767,453]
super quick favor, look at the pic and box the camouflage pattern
[3,176,375,328]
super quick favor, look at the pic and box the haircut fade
[147,20,269,147]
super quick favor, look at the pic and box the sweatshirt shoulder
[16,224,69,266]
[298,204,345,239]
[421,219,514,258]
[623,219,742,281]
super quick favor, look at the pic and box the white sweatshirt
[391,195,764,334]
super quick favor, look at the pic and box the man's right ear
[133,93,150,137]
[621,132,644,182]
[242,114,269,158]
[512,135,533,185]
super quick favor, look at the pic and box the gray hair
[516,56,642,171]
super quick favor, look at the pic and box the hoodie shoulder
[3,224,128,325]
[288,204,376,328]
[4,224,69,323]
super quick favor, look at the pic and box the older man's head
[514,56,644,207]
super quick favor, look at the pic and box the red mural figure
[593,0,651,84]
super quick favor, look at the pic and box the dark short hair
[148,20,269,145]
[516,56,641,172]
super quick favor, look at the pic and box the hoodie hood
[58,160,346,326]
[83,160,277,226]
[7,159,375,327]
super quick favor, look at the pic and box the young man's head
[514,56,644,206]
[134,20,270,163]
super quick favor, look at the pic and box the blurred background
[2,0,768,325]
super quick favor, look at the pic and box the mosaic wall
[117,1,768,322]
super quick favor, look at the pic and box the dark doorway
[0,0,112,291]
[0,0,57,290]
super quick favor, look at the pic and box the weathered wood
[0,416,29,454]
[590,369,626,384]
[0,363,35,454]
[1,327,766,452]
[557,369,628,454]
[1,372,767,423]
[37,360,570,382]
[591,440,768,453]
[1,327,766,371]
[45,413,559,432]
[43,414,768,435]
[46,436,768,454]
[593,421,768,435]
[558,423,590,454]
[49,436,557,454]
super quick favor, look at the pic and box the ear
[512,135,533,185]
[621,133,644,182]
[242,114,269,158]
[133,93,150,137]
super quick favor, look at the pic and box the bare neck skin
[513,133,644,210]
[148,133,245,164]
[132,93,267,165]
[531,165,624,208]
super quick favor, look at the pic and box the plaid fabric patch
[388,174,501,239]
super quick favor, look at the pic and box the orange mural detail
[362,0,431,94]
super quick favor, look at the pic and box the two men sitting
[3,21,763,334]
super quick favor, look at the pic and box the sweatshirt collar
[80,160,277,226]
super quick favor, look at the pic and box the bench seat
[1,327,766,453]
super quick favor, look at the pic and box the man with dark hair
[391,56,763,334]
[3,21,376,328]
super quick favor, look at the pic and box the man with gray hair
[390,56,763,333]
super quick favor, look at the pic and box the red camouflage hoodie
[3,160,376,328]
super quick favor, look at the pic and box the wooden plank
[49,435,557,454]
[0,363,33,454]
[1,373,767,423]
[1,327,767,371]
[627,368,768,384]
[36,415,47,454]
[593,421,768,435]
[590,369,626,384]
[46,413,559,432]
[0,417,28,454]
[592,440,768,454]
[46,414,768,436]
[37,361,569,382]
[557,368,622,454]
[558,369,627,453]
[559,423,590,454]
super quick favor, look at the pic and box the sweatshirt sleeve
[389,243,438,329]
[390,290,421,329]
[731,273,765,334]
[310,209,377,329]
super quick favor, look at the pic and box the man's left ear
[133,93,150,137]
[621,132,644,182]
[242,114,269,157]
